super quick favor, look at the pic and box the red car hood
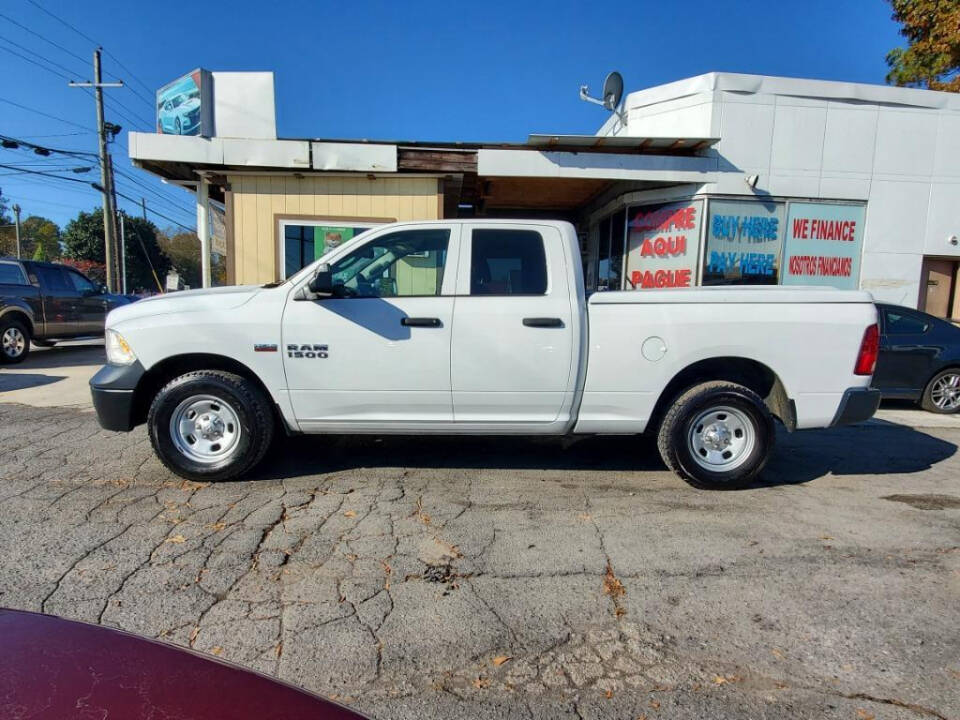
[0,609,368,719]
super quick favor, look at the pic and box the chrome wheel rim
[930,373,960,411]
[169,395,241,464]
[1,327,25,358]
[687,405,756,471]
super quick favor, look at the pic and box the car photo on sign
[156,71,205,136]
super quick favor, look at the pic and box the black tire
[0,317,30,364]
[31,339,56,348]
[657,381,775,490]
[920,368,960,414]
[147,370,275,482]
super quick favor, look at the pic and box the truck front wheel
[657,381,774,490]
[147,370,275,482]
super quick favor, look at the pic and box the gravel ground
[0,402,957,719]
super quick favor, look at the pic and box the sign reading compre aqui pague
[782,202,865,290]
[625,200,703,289]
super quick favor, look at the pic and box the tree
[21,216,61,261]
[0,192,13,256]
[63,209,170,292]
[157,229,201,288]
[886,0,960,92]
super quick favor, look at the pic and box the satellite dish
[602,71,623,111]
[579,71,624,113]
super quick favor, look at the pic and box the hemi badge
[254,344,278,352]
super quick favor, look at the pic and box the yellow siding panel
[227,174,441,284]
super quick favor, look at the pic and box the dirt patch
[882,494,960,510]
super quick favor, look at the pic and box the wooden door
[919,258,956,318]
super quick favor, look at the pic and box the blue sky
[1,0,902,230]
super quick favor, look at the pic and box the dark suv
[0,258,134,363]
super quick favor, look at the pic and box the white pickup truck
[90,219,880,489]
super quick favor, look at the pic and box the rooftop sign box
[156,70,277,140]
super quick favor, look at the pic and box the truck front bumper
[90,361,145,432]
[830,387,881,427]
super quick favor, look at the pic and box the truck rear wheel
[657,381,774,490]
[0,318,30,364]
[147,370,275,482]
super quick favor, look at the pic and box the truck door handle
[401,317,442,327]
[523,317,564,328]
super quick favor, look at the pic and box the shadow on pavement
[0,373,65,392]
[19,345,105,370]
[252,420,957,488]
[757,420,957,487]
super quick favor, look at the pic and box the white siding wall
[611,77,960,308]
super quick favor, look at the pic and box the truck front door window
[327,229,450,298]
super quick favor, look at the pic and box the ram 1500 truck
[89,220,881,489]
[0,258,133,364]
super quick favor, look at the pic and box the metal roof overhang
[526,134,719,153]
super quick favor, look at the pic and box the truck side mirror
[308,263,334,297]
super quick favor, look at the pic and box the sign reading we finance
[625,200,703,289]
[782,202,865,290]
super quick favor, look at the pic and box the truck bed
[589,286,875,305]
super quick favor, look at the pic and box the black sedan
[873,303,960,413]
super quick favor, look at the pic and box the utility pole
[141,197,147,221]
[69,49,123,292]
[120,212,127,295]
[12,203,21,259]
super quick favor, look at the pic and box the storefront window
[703,199,785,285]
[281,221,380,278]
[781,202,865,290]
[625,200,703,289]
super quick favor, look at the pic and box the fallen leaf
[344,510,357,518]
[649,699,660,709]
[274,642,283,658]
[713,675,728,685]
[605,689,614,699]
[472,676,490,689]
[602,562,625,599]
[819,534,834,541]
[206,521,226,532]
[165,534,187,544]
[189,626,200,644]
[210,646,223,656]
[856,710,875,720]
[949,668,960,680]
[578,513,592,521]
[636,716,648,720]
[492,655,512,667]
[771,648,785,659]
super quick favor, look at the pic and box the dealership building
[133,71,960,316]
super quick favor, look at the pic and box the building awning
[526,134,719,153]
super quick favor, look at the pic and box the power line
[0,42,75,82]
[0,162,96,184]
[112,166,196,214]
[0,10,156,111]
[25,0,157,99]
[0,97,95,131]
[0,32,86,79]
[0,133,99,159]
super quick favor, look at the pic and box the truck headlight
[105,329,136,365]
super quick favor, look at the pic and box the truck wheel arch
[0,308,34,337]
[133,353,281,430]
[649,357,795,433]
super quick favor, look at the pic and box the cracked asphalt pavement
[0,400,958,719]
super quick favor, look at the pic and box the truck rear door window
[0,263,26,285]
[470,229,547,295]
[33,265,72,292]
